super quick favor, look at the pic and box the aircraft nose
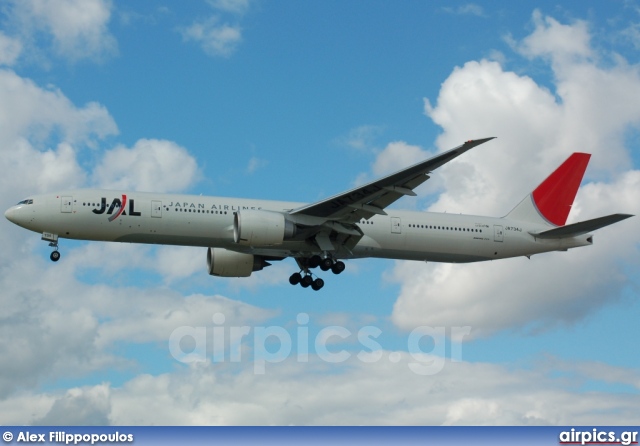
[4,207,16,223]
[4,206,30,228]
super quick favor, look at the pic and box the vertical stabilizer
[505,153,591,227]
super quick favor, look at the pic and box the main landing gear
[289,272,324,291]
[289,255,345,291]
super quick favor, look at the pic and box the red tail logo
[532,153,590,226]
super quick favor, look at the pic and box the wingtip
[464,137,497,145]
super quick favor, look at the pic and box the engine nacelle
[233,210,296,246]
[207,248,270,277]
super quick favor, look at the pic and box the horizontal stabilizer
[530,214,633,239]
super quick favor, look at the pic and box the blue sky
[0,0,639,425]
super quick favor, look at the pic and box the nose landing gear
[50,249,60,262]
[42,233,61,262]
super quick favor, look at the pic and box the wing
[290,137,495,222]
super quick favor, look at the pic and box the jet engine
[207,248,270,277]
[233,210,296,246]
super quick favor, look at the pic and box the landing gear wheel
[308,255,322,269]
[331,260,345,275]
[311,278,324,291]
[289,272,302,285]
[50,251,61,262]
[300,275,313,288]
[320,257,333,271]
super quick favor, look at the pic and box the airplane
[4,137,633,291]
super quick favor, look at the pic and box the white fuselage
[5,190,592,263]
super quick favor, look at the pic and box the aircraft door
[61,196,73,213]
[151,200,162,218]
[494,225,504,242]
[391,217,401,234]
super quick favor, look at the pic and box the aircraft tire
[311,278,324,291]
[301,275,313,288]
[320,258,333,271]
[308,255,322,268]
[289,272,302,285]
[331,261,345,275]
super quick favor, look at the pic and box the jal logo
[92,194,142,221]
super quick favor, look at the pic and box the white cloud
[621,23,640,50]
[0,49,272,414]
[207,0,251,15]
[181,17,242,58]
[0,58,220,403]
[577,170,640,219]
[246,156,268,174]
[0,32,22,66]
[423,60,564,217]
[336,125,383,152]
[0,19,274,426]
[0,255,105,397]
[548,357,640,390]
[58,243,153,277]
[34,384,111,425]
[154,246,204,283]
[517,10,592,64]
[92,138,200,193]
[381,12,640,336]
[0,68,116,203]
[95,290,274,348]
[0,69,117,149]
[181,0,252,57]
[4,354,639,425]
[0,69,117,358]
[0,241,274,399]
[372,141,432,176]
[442,4,486,18]
[352,141,433,191]
[4,140,87,197]
[6,0,117,62]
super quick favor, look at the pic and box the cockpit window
[16,199,33,205]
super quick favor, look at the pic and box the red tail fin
[531,153,590,226]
